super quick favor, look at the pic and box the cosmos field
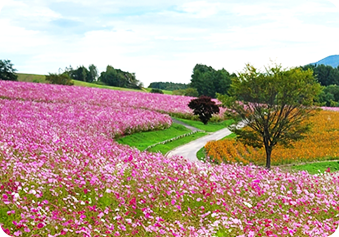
[0,81,339,236]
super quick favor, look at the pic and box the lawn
[148,131,207,155]
[116,123,191,151]
[290,160,339,174]
[173,117,235,132]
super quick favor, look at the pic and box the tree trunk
[265,146,272,169]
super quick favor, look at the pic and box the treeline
[149,64,234,98]
[49,64,142,89]
[148,82,188,91]
[301,64,339,107]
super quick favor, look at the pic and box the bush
[188,96,220,124]
[150,88,164,94]
[46,73,74,85]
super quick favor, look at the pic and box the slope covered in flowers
[0,81,339,236]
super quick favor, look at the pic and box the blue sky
[1,0,339,86]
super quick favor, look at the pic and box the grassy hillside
[17,73,47,83]
[144,87,173,95]
[16,73,148,92]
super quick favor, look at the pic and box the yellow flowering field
[205,110,339,166]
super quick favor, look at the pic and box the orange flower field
[205,110,339,166]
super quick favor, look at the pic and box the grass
[148,132,207,155]
[196,147,207,162]
[221,133,237,140]
[116,123,191,151]
[17,73,47,83]
[173,118,235,132]
[144,88,173,95]
[16,73,149,93]
[72,80,145,92]
[290,160,339,175]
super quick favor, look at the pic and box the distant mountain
[313,55,339,68]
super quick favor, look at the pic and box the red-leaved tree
[188,96,220,124]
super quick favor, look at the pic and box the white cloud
[179,1,221,18]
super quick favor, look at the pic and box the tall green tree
[218,64,321,169]
[190,64,232,98]
[0,59,18,81]
[88,64,98,82]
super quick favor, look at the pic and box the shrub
[150,88,164,94]
[46,73,74,85]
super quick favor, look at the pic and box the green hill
[16,73,171,93]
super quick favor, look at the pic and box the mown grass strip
[290,160,339,175]
[173,118,235,132]
[116,123,191,151]
[148,132,207,155]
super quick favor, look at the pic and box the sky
[0,0,339,87]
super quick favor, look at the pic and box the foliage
[45,73,74,85]
[148,81,188,91]
[188,96,220,124]
[318,85,339,107]
[172,87,199,97]
[98,65,142,89]
[63,64,98,83]
[302,64,339,86]
[190,64,233,98]
[205,109,339,166]
[150,88,164,94]
[218,64,321,169]
[0,59,18,81]
[184,88,199,97]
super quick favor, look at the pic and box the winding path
[167,119,245,162]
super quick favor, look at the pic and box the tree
[218,64,321,169]
[190,64,232,98]
[0,59,18,81]
[188,96,220,124]
[98,65,141,89]
[88,64,98,82]
[46,73,74,85]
